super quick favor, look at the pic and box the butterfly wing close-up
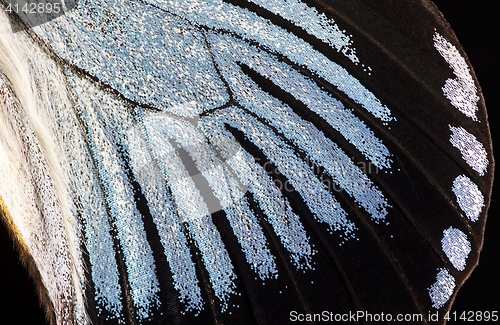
[0,0,495,324]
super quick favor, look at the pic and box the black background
[0,0,497,324]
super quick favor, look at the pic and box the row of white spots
[208,32,390,222]
[147,0,393,121]
[33,0,229,116]
[433,33,489,177]
[431,175,484,309]
[429,33,487,310]
[246,0,360,64]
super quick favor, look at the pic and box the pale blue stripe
[147,0,393,121]
[247,0,360,64]
[207,33,391,169]
[140,112,237,308]
[141,112,277,280]
[208,35,389,221]
[200,115,315,268]
[125,126,204,312]
[33,0,229,116]
[202,106,357,240]
[59,113,123,318]
[67,73,161,320]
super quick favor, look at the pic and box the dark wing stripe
[224,123,355,317]
[237,62,388,171]
[122,148,183,324]
[221,0,359,68]
[225,121,427,316]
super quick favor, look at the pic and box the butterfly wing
[0,0,493,324]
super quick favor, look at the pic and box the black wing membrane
[0,0,493,324]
